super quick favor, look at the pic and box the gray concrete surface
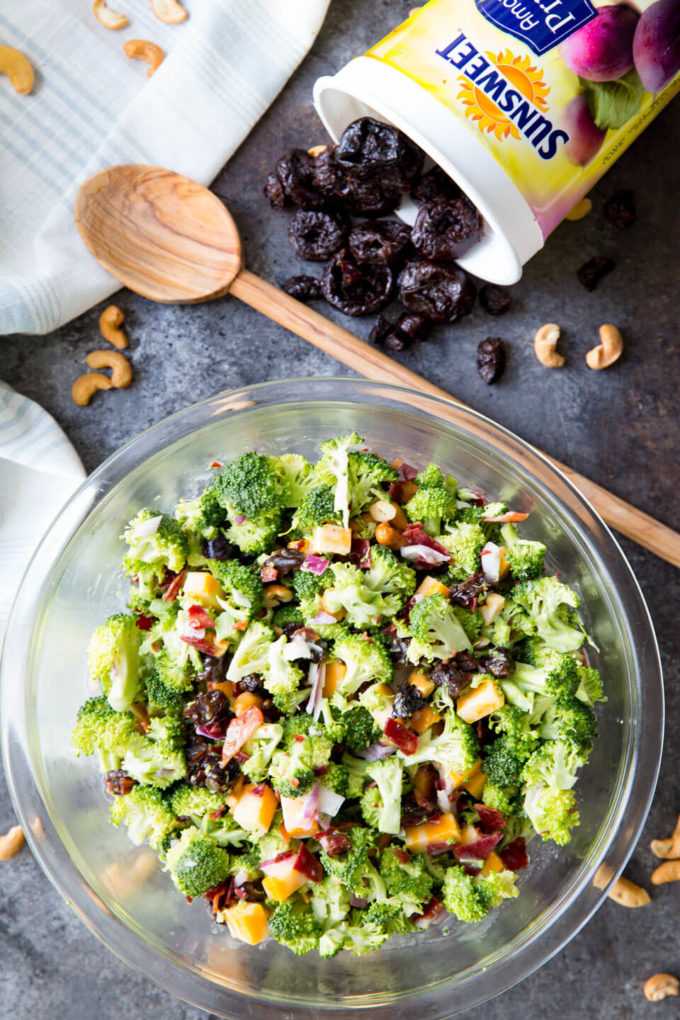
[1,0,679,1017]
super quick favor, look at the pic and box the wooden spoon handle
[231,268,680,569]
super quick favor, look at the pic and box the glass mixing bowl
[1,378,663,1019]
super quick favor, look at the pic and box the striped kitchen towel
[0,383,85,638]
[0,0,330,336]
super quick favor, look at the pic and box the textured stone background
[1,0,678,1017]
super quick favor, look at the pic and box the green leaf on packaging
[579,69,645,131]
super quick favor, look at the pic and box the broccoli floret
[226,510,283,556]
[268,717,334,798]
[360,785,382,828]
[499,523,546,581]
[165,826,230,897]
[364,758,403,834]
[212,451,283,519]
[152,645,197,695]
[338,706,382,755]
[451,605,484,644]
[575,663,605,708]
[145,670,188,713]
[441,864,492,922]
[291,565,334,603]
[380,845,434,912]
[241,722,284,782]
[324,562,401,627]
[310,876,352,928]
[363,546,416,600]
[272,604,305,630]
[346,451,399,515]
[87,613,143,712]
[416,462,445,488]
[170,783,225,822]
[110,784,179,848]
[523,784,580,845]
[404,485,458,536]
[314,432,364,529]
[319,826,386,902]
[320,762,350,798]
[175,486,226,540]
[404,593,471,663]
[122,716,187,789]
[291,485,339,533]
[227,850,263,882]
[331,631,394,698]
[483,739,524,787]
[342,751,373,799]
[268,900,321,956]
[489,704,540,761]
[499,657,579,712]
[72,695,139,770]
[208,559,264,618]
[401,689,478,775]
[513,577,585,653]
[538,696,597,747]
[518,641,581,693]
[439,521,486,581]
[482,781,518,818]
[271,453,315,508]
[520,740,588,791]
[122,510,188,588]
[360,900,414,938]
[226,620,275,683]
[262,636,304,703]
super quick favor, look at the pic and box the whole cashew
[0,45,35,95]
[151,0,188,23]
[71,372,114,407]
[123,39,166,77]
[308,145,327,158]
[0,824,25,861]
[651,860,680,885]
[585,324,623,370]
[607,876,651,907]
[565,197,592,221]
[534,323,565,368]
[99,304,128,349]
[93,0,128,29]
[86,350,133,389]
[650,813,680,858]
[644,974,679,1002]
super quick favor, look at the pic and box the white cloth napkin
[0,383,85,639]
[0,0,330,336]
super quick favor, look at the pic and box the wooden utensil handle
[231,268,680,570]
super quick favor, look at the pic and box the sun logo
[457,49,550,141]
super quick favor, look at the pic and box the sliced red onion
[310,611,337,626]
[306,662,325,719]
[318,785,345,818]
[195,722,225,740]
[301,782,321,823]
[301,555,330,575]
[355,742,396,761]
[401,544,450,565]
[130,514,162,538]
[349,894,369,908]
[481,541,502,583]
[233,514,246,525]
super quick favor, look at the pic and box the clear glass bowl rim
[0,377,663,1019]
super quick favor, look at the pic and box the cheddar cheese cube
[456,678,505,724]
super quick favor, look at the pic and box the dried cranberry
[577,256,615,291]
[274,149,326,210]
[263,171,288,209]
[201,534,233,561]
[348,218,412,266]
[477,337,506,385]
[184,689,232,727]
[282,275,321,302]
[401,795,433,827]
[263,548,305,576]
[105,769,137,796]
[392,683,427,719]
[430,660,472,698]
[479,647,515,678]
[411,166,462,204]
[479,284,512,316]
[288,208,348,262]
[318,829,353,858]
[322,249,394,316]
[604,190,636,230]
[449,573,487,609]
[398,260,475,323]
[412,196,483,261]
[499,837,529,871]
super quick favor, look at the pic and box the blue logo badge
[475,0,596,55]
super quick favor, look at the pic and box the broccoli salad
[73,433,604,956]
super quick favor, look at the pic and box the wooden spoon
[75,164,680,569]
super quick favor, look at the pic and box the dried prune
[333,168,405,217]
[477,337,506,384]
[335,117,423,179]
[185,690,231,727]
[288,208,348,261]
[322,248,394,316]
[479,284,512,316]
[282,275,321,302]
[262,548,305,576]
[369,315,393,346]
[348,218,412,266]
[398,259,475,323]
[430,660,471,697]
[392,683,426,718]
[604,190,636,230]
[479,647,515,678]
[577,255,615,291]
[395,312,433,343]
[274,149,326,210]
[412,196,483,261]
[201,535,233,561]
[263,171,288,209]
[449,573,487,608]
[411,165,462,204]
[371,312,433,351]
[311,146,339,196]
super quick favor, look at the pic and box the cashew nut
[86,350,133,389]
[308,145,327,158]
[592,862,615,890]
[99,304,128,349]
[586,324,623,370]
[651,860,680,885]
[0,46,35,95]
[0,824,25,861]
[534,323,564,368]
[644,974,679,1002]
[607,876,651,907]
[150,0,187,23]
[650,814,680,858]
[123,39,166,77]
[71,372,114,407]
[93,0,128,29]
[565,197,592,221]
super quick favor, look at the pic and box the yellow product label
[367,0,680,235]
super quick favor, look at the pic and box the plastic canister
[313,0,680,284]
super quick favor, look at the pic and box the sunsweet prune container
[313,0,680,283]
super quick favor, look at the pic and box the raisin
[201,535,233,561]
[274,149,327,210]
[411,165,462,204]
[235,674,266,694]
[604,190,636,230]
[398,259,475,323]
[479,284,512,316]
[288,208,348,262]
[234,881,266,903]
[282,275,321,302]
[412,196,483,261]
[430,660,472,697]
[184,689,232,727]
[335,117,423,180]
[577,256,615,291]
[392,683,427,718]
[322,248,394,316]
[187,753,237,793]
[479,647,515,678]
[449,573,487,609]
[384,628,412,665]
[348,218,412,266]
[197,653,231,686]
[455,650,480,672]
[263,171,288,210]
[477,337,506,385]
[262,548,305,576]
[105,769,137,796]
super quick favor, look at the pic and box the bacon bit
[474,803,506,833]
[162,570,186,602]
[383,717,419,755]
[181,632,222,656]
[499,837,529,871]
[261,565,278,583]
[135,614,154,631]
[348,537,372,569]
[209,806,226,821]
[394,847,411,865]
[232,620,248,631]
[251,783,268,797]
[453,832,502,861]
[210,460,223,469]
[221,706,264,766]
[235,750,250,764]
[318,829,352,858]
[482,511,529,523]
[393,459,418,482]
[293,734,305,743]
[412,895,443,924]
[290,777,300,788]
[187,604,215,630]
